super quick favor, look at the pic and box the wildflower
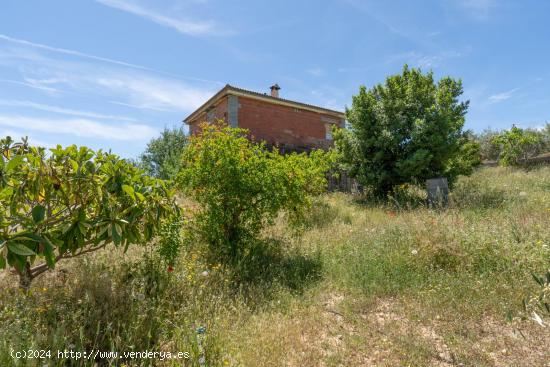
[201,271,209,277]
[411,249,418,255]
[167,265,174,273]
[519,191,527,197]
[388,211,396,218]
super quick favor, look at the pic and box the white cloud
[306,67,325,77]
[0,34,222,85]
[0,41,216,112]
[0,115,157,141]
[0,78,60,93]
[456,0,498,20]
[488,88,520,103]
[0,99,137,121]
[95,0,228,36]
[94,73,215,111]
[388,50,464,69]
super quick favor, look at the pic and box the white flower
[201,271,209,277]
[411,249,418,255]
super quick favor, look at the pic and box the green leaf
[32,205,46,223]
[8,243,36,256]
[122,184,136,200]
[0,255,5,269]
[43,237,56,269]
[6,155,24,172]
[0,187,14,200]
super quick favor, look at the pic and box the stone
[426,177,449,207]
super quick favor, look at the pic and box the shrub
[177,122,332,259]
[491,125,543,166]
[0,137,176,289]
[334,65,475,196]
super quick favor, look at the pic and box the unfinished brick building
[183,84,345,152]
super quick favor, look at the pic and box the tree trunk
[17,262,33,291]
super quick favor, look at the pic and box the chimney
[270,83,280,98]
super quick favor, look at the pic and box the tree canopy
[334,65,478,195]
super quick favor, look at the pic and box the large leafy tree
[334,65,475,195]
[139,127,187,180]
[177,122,332,259]
[0,137,176,289]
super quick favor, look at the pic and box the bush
[0,136,176,289]
[491,125,544,166]
[334,65,476,196]
[177,122,332,259]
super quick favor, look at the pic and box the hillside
[1,166,549,366]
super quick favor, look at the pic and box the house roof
[183,84,345,124]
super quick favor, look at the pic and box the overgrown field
[1,166,549,366]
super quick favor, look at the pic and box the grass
[1,166,550,366]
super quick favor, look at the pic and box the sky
[1,0,549,158]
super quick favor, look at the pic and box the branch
[29,242,108,278]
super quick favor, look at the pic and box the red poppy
[388,211,396,217]
[167,266,174,273]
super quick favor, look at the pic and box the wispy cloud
[388,50,464,69]
[488,87,520,103]
[0,34,222,85]
[456,0,498,20]
[0,78,60,93]
[306,67,325,77]
[0,36,217,113]
[94,73,215,111]
[95,0,230,36]
[0,115,157,141]
[0,99,137,121]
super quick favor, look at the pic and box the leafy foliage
[490,125,544,166]
[139,127,187,180]
[0,137,176,288]
[177,122,332,259]
[334,65,476,195]
[476,124,550,163]
[157,216,185,266]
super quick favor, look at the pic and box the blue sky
[1,0,549,158]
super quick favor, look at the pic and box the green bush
[491,125,543,166]
[0,137,176,289]
[177,122,332,259]
[334,65,477,196]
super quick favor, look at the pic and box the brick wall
[238,96,343,150]
[188,95,344,151]
[188,97,228,135]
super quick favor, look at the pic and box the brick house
[183,84,345,152]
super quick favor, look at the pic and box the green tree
[491,125,542,166]
[476,129,502,161]
[334,65,473,195]
[177,122,332,259]
[0,137,176,289]
[139,127,187,180]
